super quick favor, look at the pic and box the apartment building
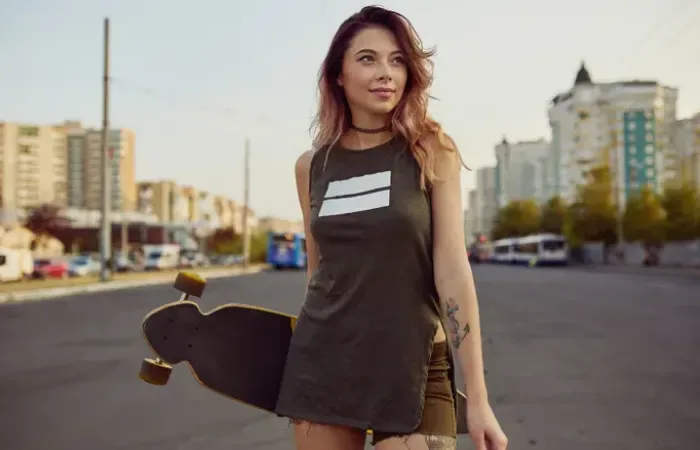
[0,122,68,210]
[257,217,304,234]
[463,208,473,244]
[464,189,481,236]
[495,137,551,208]
[137,180,178,223]
[213,196,234,229]
[62,121,136,212]
[474,166,498,234]
[137,180,257,232]
[180,186,199,222]
[196,190,218,227]
[232,202,258,234]
[673,112,700,188]
[548,62,678,206]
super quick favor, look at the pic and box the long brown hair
[311,5,468,189]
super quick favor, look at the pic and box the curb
[566,265,700,280]
[0,266,268,305]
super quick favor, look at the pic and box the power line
[645,5,700,58]
[109,76,311,138]
[618,0,698,65]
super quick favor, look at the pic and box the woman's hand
[467,399,508,450]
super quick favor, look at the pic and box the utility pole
[242,138,251,269]
[99,17,112,282]
[613,144,624,248]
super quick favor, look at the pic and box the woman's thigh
[375,433,457,450]
[292,420,366,450]
[375,341,456,449]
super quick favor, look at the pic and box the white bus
[490,238,518,264]
[512,233,568,266]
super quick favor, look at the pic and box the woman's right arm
[295,150,319,284]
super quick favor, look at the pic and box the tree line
[491,165,700,246]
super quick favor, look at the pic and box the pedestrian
[275,6,507,450]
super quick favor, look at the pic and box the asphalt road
[1,266,698,450]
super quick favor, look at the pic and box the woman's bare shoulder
[295,149,315,176]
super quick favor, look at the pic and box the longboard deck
[141,301,468,434]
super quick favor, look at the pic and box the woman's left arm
[431,146,487,403]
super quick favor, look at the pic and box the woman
[275,6,508,450]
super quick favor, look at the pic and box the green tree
[248,231,269,263]
[622,185,666,245]
[24,203,71,237]
[491,199,541,240]
[661,184,699,241]
[568,165,618,245]
[540,196,567,234]
[207,227,241,254]
[207,228,269,262]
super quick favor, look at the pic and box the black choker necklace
[350,124,391,134]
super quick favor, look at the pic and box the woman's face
[339,25,408,118]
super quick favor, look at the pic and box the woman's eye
[359,55,374,62]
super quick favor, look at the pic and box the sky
[1,0,699,220]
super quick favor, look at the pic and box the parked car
[114,252,140,272]
[33,258,69,279]
[69,255,100,277]
[179,250,210,269]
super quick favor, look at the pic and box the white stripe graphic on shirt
[324,171,391,198]
[319,171,391,217]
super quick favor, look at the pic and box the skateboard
[138,271,469,435]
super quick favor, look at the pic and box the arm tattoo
[446,301,470,349]
[425,435,457,449]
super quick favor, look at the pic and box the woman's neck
[342,111,393,150]
[350,109,390,130]
[340,129,394,151]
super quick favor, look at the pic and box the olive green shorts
[371,340,457,445]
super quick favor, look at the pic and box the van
[143,244,181,271]
[0,248,34,282]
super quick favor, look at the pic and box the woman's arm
[431,145,488,404]
[295,150,320,284]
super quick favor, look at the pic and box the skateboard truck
[138,271,207,386]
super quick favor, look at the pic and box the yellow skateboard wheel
[139,358,172,385]
[173,271,206,298]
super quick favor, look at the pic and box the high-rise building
[672,112,700,189]
[62,121,136,212]
[464,189,480,236]
[475,166,498,234]
[463,208,473,244]
[196,190,218,229]
[137,180,178,223]
[495,137,551,208]
[180,186,199,222]
[548,62,678,206]
[0,122,68,210]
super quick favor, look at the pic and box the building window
[18,126,39,137]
